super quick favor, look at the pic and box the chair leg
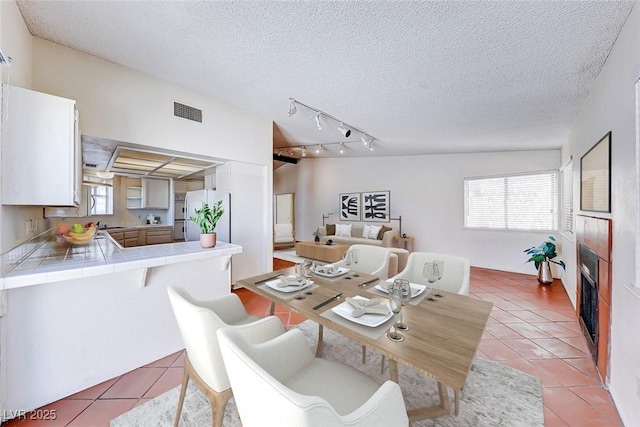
[209,388,233,427]
[174,366,190,427]
[315,324,324,356]
[361,345,367,364]
[380,355,386,374]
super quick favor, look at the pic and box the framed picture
[580,132,611,213]
[362,191,390,222]
[339,193,361,221]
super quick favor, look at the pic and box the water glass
[343,250,353,266]
[351,248,360,264]
[294,262,306,300]
[423,262,439,301]
[433,259,444,297]
[394,279,410,331]
[387,281,405,342]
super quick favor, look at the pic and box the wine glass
[294,262,306,300]
[303,260,314,295]
[343,250,353,266]
[387,281,405,342]
[423,262,439,301]
[351,248,360,264]
[433,259,444,298]
[394,279,411,331]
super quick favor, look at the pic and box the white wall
[0,0,47,250]
[275,150,562,276]
[560,3,640,425]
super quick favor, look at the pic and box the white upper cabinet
[143,178,169,209]
[1,84,81,206]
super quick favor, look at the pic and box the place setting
[318,293,396,340]
[257,262,319,300]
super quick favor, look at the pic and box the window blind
[465,172,558,231]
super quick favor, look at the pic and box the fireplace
[575,215,612,381]
[578,243,598,358]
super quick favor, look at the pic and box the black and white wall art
[339,192,361,221]
[362,191,390,222]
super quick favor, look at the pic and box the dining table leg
[454,389,460,415]
[407,381,450,422]
[389,359,399,383]
[268,301,275,316]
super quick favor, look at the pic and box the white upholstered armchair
[167,287,285,427]
[391,252,470,295]
[333,244,391,280]
[218,317,409,427]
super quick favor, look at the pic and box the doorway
[274,193,295,248]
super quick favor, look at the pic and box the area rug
[111,320,543,427]
[273,248,307,264]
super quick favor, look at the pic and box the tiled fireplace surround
[575,215,612,382]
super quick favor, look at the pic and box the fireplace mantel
[576,214,612,382]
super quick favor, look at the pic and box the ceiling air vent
[174,101,203,123]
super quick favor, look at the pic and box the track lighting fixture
[277,149,282,156]
[339,143,344,154]
[315,144,325,154]
[286,97,375,146]
[288,148,294,156]
[337,123,351,138]
[288,98,297,117]
[301,146,307,157]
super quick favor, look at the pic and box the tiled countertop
[1,231,242,290]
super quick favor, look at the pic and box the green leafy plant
[189,200,224,234]
[524,235,566,271]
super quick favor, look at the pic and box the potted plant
[524,235,566,285]
[189,200,224,248]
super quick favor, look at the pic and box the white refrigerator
[184,190,231,242]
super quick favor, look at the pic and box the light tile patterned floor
[1,261,622,426]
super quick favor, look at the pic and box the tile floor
[2,261,623,426]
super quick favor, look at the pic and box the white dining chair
[218,317,409,427]
[334,244,391,280]
[167,287,285,427]
[391,252,470,295]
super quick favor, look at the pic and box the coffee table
[295,241,349,263]
[238,268,493,422]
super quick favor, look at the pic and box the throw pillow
[377,225,392,240]
[362,224,372,239]
[368,225,382,239]
[326,223,336,236]
[335,224,352,237]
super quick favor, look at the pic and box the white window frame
[560,156,574,237]
[464,170,559,232]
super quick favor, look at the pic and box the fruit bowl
[62,224,97,245]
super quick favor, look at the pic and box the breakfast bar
[1,231,242,413]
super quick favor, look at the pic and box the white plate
[331,296,393,327]
[265,278,311,293]
[376,281,427,298]
[311,265,350,278]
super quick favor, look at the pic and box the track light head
[337,123,351,138]
[301,146,307,157]
[314,113,322,130]
[339,142,344,154]
[288,148,294,156]
[288,99,297,117]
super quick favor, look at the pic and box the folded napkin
[346,297,390,317]
[276,275,304,288]
[314,264,336,274]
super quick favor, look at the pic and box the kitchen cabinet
[143,178,170,209]
[146,227,173,245]
[1,84,81,206]
[204,173,216,190]
[126,187,143,209]
[107,226,173,247]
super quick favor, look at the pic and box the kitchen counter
[0,230,242,290]
[2,230,243,412]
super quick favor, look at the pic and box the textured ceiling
[15,1,635,159]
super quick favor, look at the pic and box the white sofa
[318,224,397,248]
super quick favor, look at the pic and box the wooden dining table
[236,267,493,422]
